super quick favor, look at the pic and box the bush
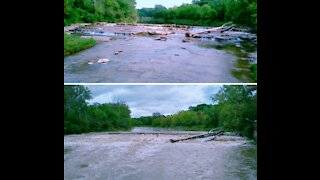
[251,64,257,81]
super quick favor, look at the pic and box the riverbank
[64,33,96,56]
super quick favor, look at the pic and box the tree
[64,85,133,134]
[211,85,257,137]
[64,85,92,134]
[152,112,162,117]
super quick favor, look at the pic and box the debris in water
[88,61,95,65]
[182,38,191,43]
[154,36,167,41]
[97,58,110,64]
[114,50,123,55]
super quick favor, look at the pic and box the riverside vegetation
[64,0,257,82]
[64,85,257,138]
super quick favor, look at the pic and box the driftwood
[185,22,235,38]
[170,130,224,143]
[205,131,224,142]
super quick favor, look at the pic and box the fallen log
[221,26,235,33]
[170,130,224,143]
[186,25,235,38]
[205,131,224,142]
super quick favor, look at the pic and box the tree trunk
[170,130,224,143]
[185,25,235,38]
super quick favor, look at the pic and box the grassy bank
[64,33,96,56]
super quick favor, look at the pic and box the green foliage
[64,85,92,134]
[64,33,96,56]
[64,0,138,26]
[134,85,257,139]
[65,85,257,138]
[212,85,257,136]
[64,85,133,134]
[137,0,256,29]
[251,64,257,82]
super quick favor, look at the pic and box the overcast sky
[135,0,192,9]
[86,85,221,117]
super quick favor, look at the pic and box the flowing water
[64,23,257,83]
[64,128,257,180]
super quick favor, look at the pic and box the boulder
[97,58,110,64]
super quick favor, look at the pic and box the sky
[135,0,192,9]
[86,85,221,118]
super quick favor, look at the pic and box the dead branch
[170,130,224,143]
[185,23,235,38]
[205,131,224,142]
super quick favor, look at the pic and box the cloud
[85,85,221,117]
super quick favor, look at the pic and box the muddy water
[64,24,256,83]
[64,132,256,180]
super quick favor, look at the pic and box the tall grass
[64,33,96,56]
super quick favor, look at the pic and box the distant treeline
[64,0,256,30]
[138,0,257,30]
[64,0,138,26]
[64,86,134,134]
[64,85,257,138]
[133,85,257,137]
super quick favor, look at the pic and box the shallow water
[64,24,257,83]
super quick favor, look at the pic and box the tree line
[64,86,133,134]
[138,0,257,30]
[64,0,256,30]
[64,0,138,26]
[133,85,257,138]
[64,85,257,138]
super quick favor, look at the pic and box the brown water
[64,131,257,180]
[64,24,256,83]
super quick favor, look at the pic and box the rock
[81,36,111,42]
[97,58,110,64]
[154,36,167,41]
[114,50,123,55]
[174,54,179,56]
[133,32,148,36]
[181,47,186,49]
[182,38,191,43]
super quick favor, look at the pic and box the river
[64,23,257,83]
[64,127,257,179]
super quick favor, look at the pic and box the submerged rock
[97,58,110,64]
[182,38,191,43]
[114,50,123,55]
[154,36,167,41]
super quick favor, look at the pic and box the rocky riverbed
[64,23,257,83]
